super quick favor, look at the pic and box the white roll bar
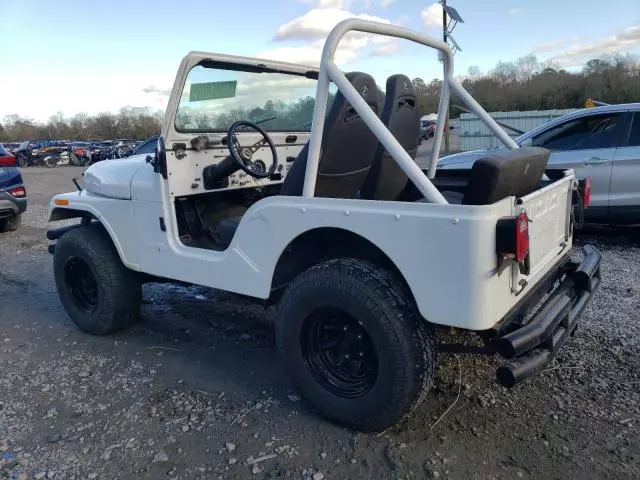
[303,19,520,203]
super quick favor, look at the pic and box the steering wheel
[227,121,278,179]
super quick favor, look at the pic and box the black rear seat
[440,147,550,205]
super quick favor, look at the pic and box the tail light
[496,211,530,266]
[0,154,17,167]
[514,212,529,263]
[581,177,591,208]
[8,187,26,198]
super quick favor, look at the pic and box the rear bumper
[492,245,601,388]
[0,191,27,218]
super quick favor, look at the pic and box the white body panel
[50,168,574,331]
[84,157,146,200]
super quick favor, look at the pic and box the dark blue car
[0,143,27,232]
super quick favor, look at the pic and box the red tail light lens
[496,211,530,265]
[8,187,26,198]
[0,155,17,167]
[581,177,591,208]
[515,211,529,263]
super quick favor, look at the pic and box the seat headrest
[329,71,381,120]
[383,74,417,110]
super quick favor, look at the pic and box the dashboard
[166,131,309,198]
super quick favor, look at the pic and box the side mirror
[155,136,168,179]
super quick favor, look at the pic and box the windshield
[175,64,333,133]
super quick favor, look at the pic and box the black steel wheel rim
[64,257,99,312]
[301,307,378,398]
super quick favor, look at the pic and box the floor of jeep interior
[174,185,280,251]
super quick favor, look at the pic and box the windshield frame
[173,59,321,135]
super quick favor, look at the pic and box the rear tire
[0,214,21,233]
[53,224,141,335]
[276,258,437,432]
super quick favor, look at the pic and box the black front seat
[360,74,420,201]
[281,71,381,197]
[214,72,381,248]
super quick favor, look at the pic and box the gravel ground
[0,166,638,480]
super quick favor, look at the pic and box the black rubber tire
[276,258,437,432]
[53,224,141,335]
[0,214,21,233]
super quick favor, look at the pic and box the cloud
[532,40,568,54]
[508,7,522,16]
[257,38,370,67]
[369,41,399,56]
[258,43,331,67]
[540,25,640,67]
[0,70,174,121]
[380,0,395,6]
[274,8,391,42]
[142,86,171,96]
[267,7,397,67]
[420,3,442,28]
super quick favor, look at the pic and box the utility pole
[442,0,450,154]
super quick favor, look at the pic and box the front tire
[53,224,141,335]
[0,214,21,232]
[44,156,58,168]
[276,258,437,432]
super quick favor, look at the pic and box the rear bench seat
[438,147,550,205]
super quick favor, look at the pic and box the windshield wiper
[253,115,278,125]
[250,117,312,130]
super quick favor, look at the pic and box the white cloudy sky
[0,0,638,122]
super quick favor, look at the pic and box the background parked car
[1,142,21,155]
[13,141,33,166]
[438,103,640,224]
[0,144,27,232]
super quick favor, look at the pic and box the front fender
[48,191,140,270]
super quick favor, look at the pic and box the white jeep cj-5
[47,20,600,431]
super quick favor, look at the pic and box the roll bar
[303,19,519,203]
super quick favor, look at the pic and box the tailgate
[517,172,574,278]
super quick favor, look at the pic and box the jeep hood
[83,156,147,200]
